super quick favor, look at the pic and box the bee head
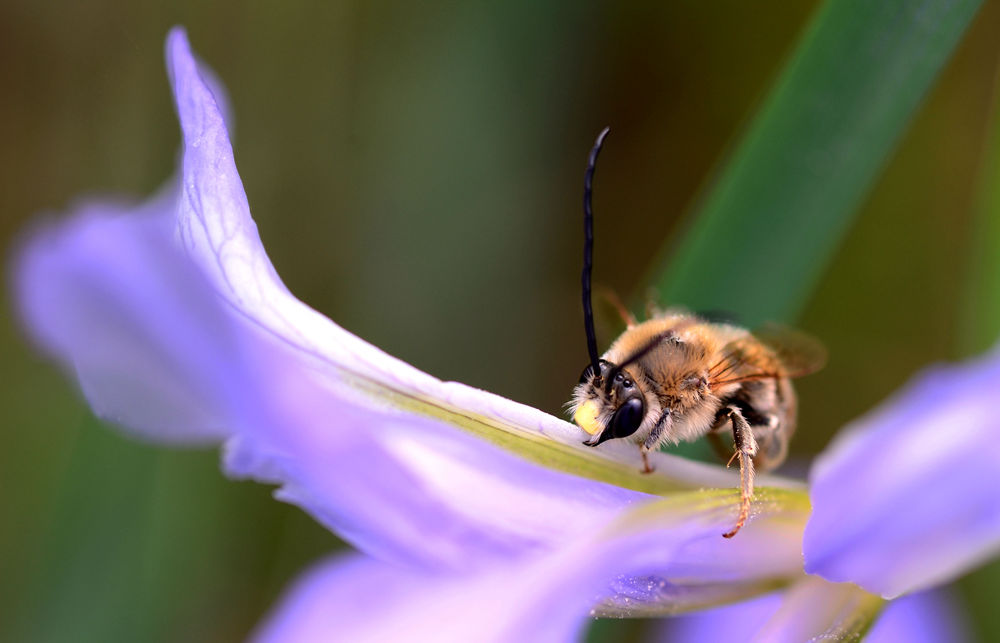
[572,360,646,447]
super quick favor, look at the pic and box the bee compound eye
[611,396,644,438]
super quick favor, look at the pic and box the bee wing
[708,323,826,387]
[753,322,827,378]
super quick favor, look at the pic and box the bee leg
[639,410,672,474]
[722,405,758,539]
[640,447,653,474]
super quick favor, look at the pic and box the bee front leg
[639,448,653,475]
[639,410,672,474]
[721,405,758,539]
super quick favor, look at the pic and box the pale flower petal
[663,584,968,642]
[751,577,881,642]
[252,491,808,642]
[804,346,1000,598]
[13,189,253,444]
[866,589,971,643]
[223,350,808,572]
[222,369,647,568]
[664,592,783,641]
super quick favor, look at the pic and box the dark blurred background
[2,1,999,641]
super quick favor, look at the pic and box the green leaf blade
[960,64,1000,355]
[648,0,983,326]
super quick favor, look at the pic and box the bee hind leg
[719,405,758,539]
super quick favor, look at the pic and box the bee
[569,128,825,538]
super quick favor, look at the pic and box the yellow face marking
[574,400,603,435]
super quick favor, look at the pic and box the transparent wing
[753,322,827,378]
[709,323,826,387]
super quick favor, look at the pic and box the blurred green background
[2,1,999,641]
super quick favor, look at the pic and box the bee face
[571,360,648,447]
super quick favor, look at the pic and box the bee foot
[722,496,751,538]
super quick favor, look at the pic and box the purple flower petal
[253,492,808,642]
[663,584,969,642]
[14,190,252,444]
[221,348,806,573]
[223,377,648,569]
[250,555,429,643]
[804,347,1000,598]
[752,577,881,642]
[664,592,784,641]
[866,588,970,643]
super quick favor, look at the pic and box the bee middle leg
[715,405,758,539]
[639,410,672,474]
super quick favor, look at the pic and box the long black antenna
[582,126,610,384]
